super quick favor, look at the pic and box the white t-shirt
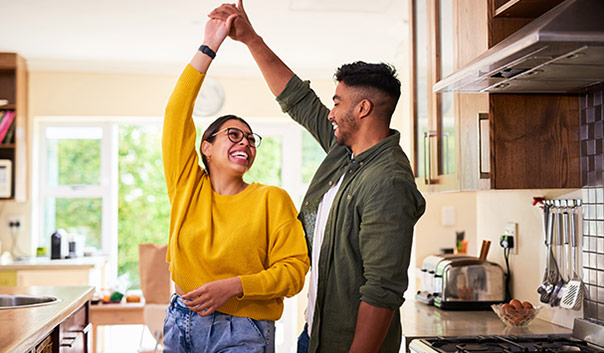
[305,173,345,335]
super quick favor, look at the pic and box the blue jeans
[163,294,275,353]
[297,323,309,353]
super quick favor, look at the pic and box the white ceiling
[0,0,409,77]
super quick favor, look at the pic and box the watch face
[194,76,225,117]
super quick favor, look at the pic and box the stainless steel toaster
[416,254,475,305]
[433,257,506,310]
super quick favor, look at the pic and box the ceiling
[1,0,409,77]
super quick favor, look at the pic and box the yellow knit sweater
[162,65,310,321]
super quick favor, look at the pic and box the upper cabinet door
[411,0,458,192]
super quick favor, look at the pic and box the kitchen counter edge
[0,286,94,353]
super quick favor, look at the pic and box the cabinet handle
[478,113,490,178]
[442,132,450,175]
[423,131,437,185]
[60,334,81,348]
[67,322,92,334]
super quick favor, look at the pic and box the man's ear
[201,140,212,159]
[358,99,373,119]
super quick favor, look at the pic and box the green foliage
[117,125,171,288]
[245,137,282,186]
[54,198,102,249]
[57,139,101,185]
[301,130,325,184]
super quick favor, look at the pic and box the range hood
[434,0,604,94]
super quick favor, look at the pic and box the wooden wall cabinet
[413,0,581,191]
[0,52,28,201]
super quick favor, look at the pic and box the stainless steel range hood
[434,0,604,94]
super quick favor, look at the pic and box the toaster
[433,257,506,310]
[416,254,475,305]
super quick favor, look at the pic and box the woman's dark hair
[200,114,252,174]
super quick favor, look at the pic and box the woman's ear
[201,140,212,159]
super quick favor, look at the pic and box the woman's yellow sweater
[162,65,310,321]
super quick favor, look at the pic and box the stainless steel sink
[0,295,61,309]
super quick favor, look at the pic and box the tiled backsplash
[580,84,603,187]
[581,83,604,323]
[582,187,604,323]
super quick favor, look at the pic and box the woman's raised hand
[203,13,237,53]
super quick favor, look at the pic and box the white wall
[414,188,583,328]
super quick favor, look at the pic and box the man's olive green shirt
[277,75,426,353]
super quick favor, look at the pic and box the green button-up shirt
[277,75,426,353]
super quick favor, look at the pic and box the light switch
[441,206,455,227]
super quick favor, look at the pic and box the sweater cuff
[181,64,206,92]
[276,75,312,114]
[238,274,262,298]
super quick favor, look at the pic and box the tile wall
[582,187,604,323]
[581,83,604,323]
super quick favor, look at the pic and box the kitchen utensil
[538,205,558,303]
[561,202,584,310]
[551,204,570,306]
[479,240,491,260]
[550,202,567,306]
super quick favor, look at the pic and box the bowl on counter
[491,304,541,327]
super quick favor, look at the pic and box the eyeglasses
[210,127,262,148]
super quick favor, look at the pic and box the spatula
[561,202,583,310]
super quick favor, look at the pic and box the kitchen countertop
[0,286,94,353]
[401,299,572,348]
[0,256,106,270]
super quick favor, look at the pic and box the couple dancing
[161,2,426,352]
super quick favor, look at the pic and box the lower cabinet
[29,302,91,353]
[57,303,91,353]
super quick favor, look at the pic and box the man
[211,2,426,352]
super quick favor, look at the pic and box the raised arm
[209,0,294,97]
[162,16,235,194]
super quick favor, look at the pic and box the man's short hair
[334,62,401,116]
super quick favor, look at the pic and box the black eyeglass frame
[210,127,262,148]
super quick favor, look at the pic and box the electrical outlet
[8,215,24,229]
[504,222,518,255]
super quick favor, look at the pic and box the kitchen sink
[0,295,61,309]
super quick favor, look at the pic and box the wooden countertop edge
[4,287,94,353]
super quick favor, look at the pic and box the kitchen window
[34,117,324,285]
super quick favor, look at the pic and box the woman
[161,15,310,353]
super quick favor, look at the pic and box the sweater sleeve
[162,64,206,199]
[238,188,310,300]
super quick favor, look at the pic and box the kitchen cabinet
[0,286,93,353]
[0,257,107,288]
[416,0,581,191]
[410,0,459,192]
[485,0,581,189]
[0,53,28,201]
